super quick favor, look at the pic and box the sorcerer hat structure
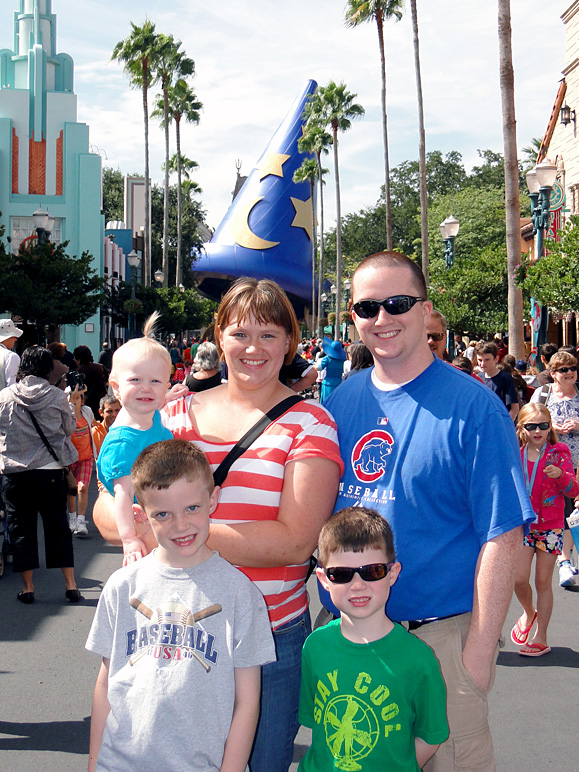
[193,80,317,311]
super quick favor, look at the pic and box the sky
[9,0,569,232]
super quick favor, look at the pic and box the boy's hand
[122,537,146,566]
[544,464,563,479]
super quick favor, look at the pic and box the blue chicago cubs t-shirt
[324,358,534,623]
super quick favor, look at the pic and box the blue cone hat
[193,79,317,305]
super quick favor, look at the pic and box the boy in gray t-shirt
[86,440,275,772]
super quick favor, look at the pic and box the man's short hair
[318,507,395,565]
[99,394,121,412]
[429,309,447,332]
[132,439,214,508]
[352,251,427,300]
[540,343,558,363]
[476,341,498,358]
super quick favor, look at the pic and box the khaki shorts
[410,612,499,772]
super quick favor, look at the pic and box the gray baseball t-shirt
[86,550,276,772]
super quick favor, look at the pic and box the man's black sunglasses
[522,422,550,431]
[352,295,425,319]
[324,562,394,584]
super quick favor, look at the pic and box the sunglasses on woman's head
[324,562,394,584]
[352,295,425,319]
[522,422,550,431]
[554,366,577,374]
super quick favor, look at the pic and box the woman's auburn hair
[214,277,299,365]
[516,403,559,447]
[549,351,578,371]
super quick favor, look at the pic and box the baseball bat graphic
[129,599,222,670]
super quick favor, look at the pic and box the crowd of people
[0,256,577,772]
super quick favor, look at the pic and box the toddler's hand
[122,537,146,566]
[544,464,563,479]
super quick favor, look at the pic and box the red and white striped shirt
[163,396,343,629]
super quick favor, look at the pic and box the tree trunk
[376,11,393,251]
[411,0,429,283]
[310,178,317,336]
[332,122,342,342]
[176,116,183,287]
[143,60,151,287]
[498,0,524,358]
[162,80,170,287]
[317,150,325,339]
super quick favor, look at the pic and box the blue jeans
[249,609,311,772]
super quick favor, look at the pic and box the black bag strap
[213,395,303,487]
[27,410,63,467]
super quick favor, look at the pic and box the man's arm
[462,527,522,691]
[88,658,110,772]
[288,366,317,393]
[220,665,261,772]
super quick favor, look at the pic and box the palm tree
[112,20,159,287]
[154,36,195,287]
[344,0,403,252]
[167,81,202,287]
[304,82,364,340]
[498,0,524,359]
[521,137,542,173]
[294,158,328,336]
[409,0,429,283]
[298,123,332,337]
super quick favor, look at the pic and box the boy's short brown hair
[318,507,395,565]
[132,439,214,508]
[475,341,498,358]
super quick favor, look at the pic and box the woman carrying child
[511,403,579,656]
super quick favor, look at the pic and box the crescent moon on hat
[229,196,280,250]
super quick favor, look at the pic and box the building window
[10,216,62,253]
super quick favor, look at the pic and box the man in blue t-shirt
[324,251,534,772]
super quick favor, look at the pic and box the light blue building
[0,0,103,350]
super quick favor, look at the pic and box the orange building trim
[29,132,46,195]
[56,129,63,195]
[11,128,19,194]
[537,80,567,164]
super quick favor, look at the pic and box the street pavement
[1,477,578,772]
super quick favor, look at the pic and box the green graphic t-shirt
[298,621,449,771]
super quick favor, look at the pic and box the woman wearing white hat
[0,318,23,390]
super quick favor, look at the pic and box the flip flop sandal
[519,642,551,657]
[510,610,537,645]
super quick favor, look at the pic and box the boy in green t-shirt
[299,508,449,771]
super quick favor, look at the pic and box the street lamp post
[343,278,352,341]
[154,269,165,286]
[32,207,54,244]
[439,215,460,359]
[526,157,558,357]
[330,284,337,339]
[127,249,142,340]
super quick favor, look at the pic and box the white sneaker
[559,561,576,587]
[68,514,77,533]
[74,518,88,537]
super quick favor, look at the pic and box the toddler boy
[299,508,449,771]
[86,439,275,772]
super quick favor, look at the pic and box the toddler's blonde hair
[110,312,171,379]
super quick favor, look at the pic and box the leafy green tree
[344,0,403,251]
[0,233,104,342]
[304,81,364,339]
[112,20,160,287]
[153,36,195,287]
[102,167,125,224]
[516,216,579,313]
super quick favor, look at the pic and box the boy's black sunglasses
[324,562,394,584]
[352,295,425,319]
[554,366,578,374]
[522,422,550,431]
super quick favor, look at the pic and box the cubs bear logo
[351,430,394,483]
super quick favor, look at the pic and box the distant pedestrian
[316,339,346,404]
[98,342,113,374]
[511,404,579,656]
[0,318,23,389]
[73,345,108,417]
